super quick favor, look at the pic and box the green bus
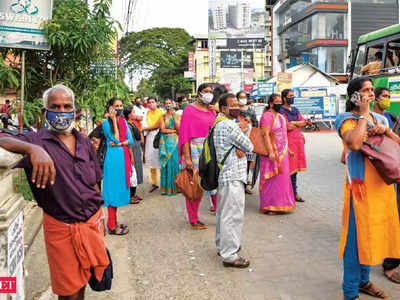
[348,24,400,114]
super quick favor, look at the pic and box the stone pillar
[0,148,24,300]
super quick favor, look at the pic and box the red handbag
[361,135,400,184]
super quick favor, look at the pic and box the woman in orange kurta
[336,77,400,300]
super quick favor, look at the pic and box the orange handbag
[250,127,269,156]
[175,168,204,201]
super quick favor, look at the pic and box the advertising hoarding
[0,0,53,50]
[220,51,253,68]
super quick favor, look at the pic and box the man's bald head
[43,84,75,110]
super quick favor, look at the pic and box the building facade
[272,0,400,79]
[212,5,227,30]
[229,2,251,29]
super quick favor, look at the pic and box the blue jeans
[342,198,371,299]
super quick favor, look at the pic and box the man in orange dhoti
[0,85,109,299]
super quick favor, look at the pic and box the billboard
[292,87,337,120]
[276,72,292,94]
[208,0,265,41]
[220,51,253,68]
[0,0,53,50]
[219,38,266,49]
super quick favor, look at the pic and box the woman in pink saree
[259,94,296,214]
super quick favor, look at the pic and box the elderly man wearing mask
[0,85,109,299]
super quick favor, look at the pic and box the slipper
[130,197,141,204]
[108,225,129,235]
[149,185,159,193]
[295,196,305,202]
[384,269,400,284]
[223,257,249,268]
[359,282,388,299]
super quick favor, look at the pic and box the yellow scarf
[147,109,164,127]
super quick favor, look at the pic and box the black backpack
[198,125,234,191]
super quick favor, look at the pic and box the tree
[135,78,156,99]
[119,28,193,99]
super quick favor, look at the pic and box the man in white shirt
[133,97,148,128]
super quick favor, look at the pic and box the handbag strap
[221,146,235,165]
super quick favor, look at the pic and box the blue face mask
[287,97,295,105]
[46,110,75,132]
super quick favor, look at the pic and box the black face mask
[116,109,124,116]
[228,108,241,119]
[273,104,282,112]
[135,103,141,107]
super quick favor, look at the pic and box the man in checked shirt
[214,93,254,268]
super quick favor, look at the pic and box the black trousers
[290,173,297,196]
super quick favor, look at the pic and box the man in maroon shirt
[0,85,108,300]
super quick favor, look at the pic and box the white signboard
[8,212,24,277]
[0,0,53,50]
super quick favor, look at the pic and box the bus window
[353,44,366,77]
[385,38,400,73]
[361,44,384,75]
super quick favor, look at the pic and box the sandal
[359,282,388,299]
[190,221,208,230]
[223,257,250,268]
[130,197,141,204]
[295,195,305,202]
[384,269,400,284]
[265,211,279,215]
[149,185,159,193]
[108,225,129,235]
[341,297,360,300]
[135,196,143,201]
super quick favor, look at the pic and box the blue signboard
[292,87,336,120]
[257,82,275,97]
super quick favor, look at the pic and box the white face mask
[238,98,247,105]
[201,92,214,104]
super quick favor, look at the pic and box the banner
[0,0,53,50]
[188,52,195,73]
[220,51,253,68]
[292,87,336,120]
[217,38,266,49]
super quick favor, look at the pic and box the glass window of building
[311,13,347,40]
[311,47,346,73]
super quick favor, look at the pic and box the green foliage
[13,171,34,202]
[0,60,19,93]
[135,78,156,99]
[120,28,194,99]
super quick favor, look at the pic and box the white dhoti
[216,180,245,263]
[145,130,161,169]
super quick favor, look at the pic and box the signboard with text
[0,0,53,50]
[217,38,266,49]
[292,87,336,120]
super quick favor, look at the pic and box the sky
[111,0,209,36]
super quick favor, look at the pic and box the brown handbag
[250,127,269,156]
[175,168,204,201]
[360,134,400,185]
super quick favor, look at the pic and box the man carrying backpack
[213,93,253,268]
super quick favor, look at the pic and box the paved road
[27,132,400,300]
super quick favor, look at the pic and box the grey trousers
[216,180,245,263]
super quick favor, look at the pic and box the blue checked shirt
[213,116,254,185]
